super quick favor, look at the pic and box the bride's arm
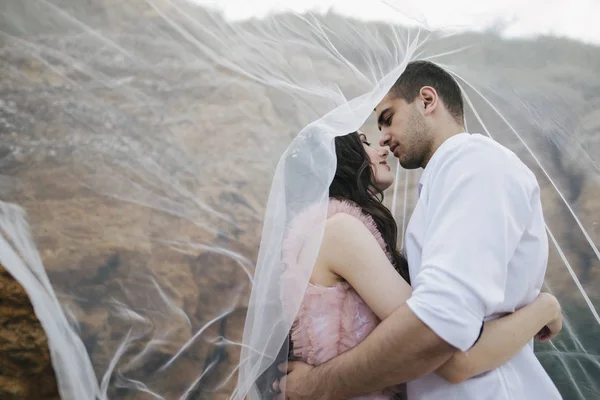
[435,293,562,383]
[316,213,412,319]
[318,213,562,384]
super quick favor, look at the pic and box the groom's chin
[398,158,420,170]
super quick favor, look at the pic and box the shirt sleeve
[405,144,536,352]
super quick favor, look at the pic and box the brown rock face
[0,264,59,400]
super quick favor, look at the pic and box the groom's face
[375,93,431,170]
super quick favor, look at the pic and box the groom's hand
[274,361,322,400]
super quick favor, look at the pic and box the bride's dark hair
[330,131,410,283]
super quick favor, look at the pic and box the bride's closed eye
[359,134,371,146]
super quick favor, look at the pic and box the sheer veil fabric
[0,1,598,399]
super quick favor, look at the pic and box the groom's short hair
[391,60,464,124]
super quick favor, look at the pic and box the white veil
[0,1,598,399]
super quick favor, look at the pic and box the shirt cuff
[405,270,485,352]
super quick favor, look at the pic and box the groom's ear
[419,86,438,115]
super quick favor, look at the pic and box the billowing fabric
[0,1,597,399]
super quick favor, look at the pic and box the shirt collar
[417,133,470,197]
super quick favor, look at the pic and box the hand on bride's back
[533,292,563,342]
[274,361,324,400]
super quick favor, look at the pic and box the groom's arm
[286,305,456,400]
[287,145,536,399]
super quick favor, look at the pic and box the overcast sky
[195,0,599,45]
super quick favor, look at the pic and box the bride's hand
[533,292,563,342]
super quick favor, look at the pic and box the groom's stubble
[395,106,434,170]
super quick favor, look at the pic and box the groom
[279,61,562,399]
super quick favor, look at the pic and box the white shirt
[404,133,562,400]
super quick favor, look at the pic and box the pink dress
[282,199,404,400]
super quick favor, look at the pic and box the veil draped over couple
[234,61,565,400]
[2,2,600,400]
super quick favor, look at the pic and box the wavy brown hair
[329,131,410,283]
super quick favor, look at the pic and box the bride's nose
[380,148,389,158]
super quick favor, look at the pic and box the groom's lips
[390,143,399,156]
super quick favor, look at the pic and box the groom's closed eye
[377,109,392,130]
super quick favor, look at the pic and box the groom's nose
[379,129,391,148]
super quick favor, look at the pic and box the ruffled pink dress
[281,199,404,400]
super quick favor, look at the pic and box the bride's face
[359,134,395,191]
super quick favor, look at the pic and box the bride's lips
[379,160,391,171]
